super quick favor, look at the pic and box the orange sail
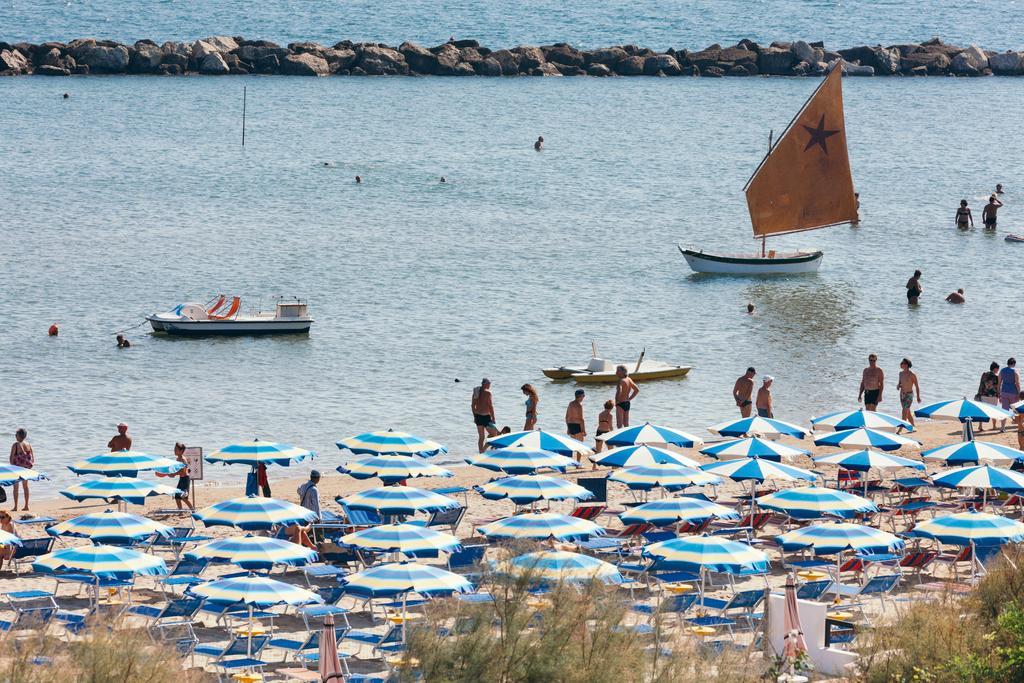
[744,67,857,238]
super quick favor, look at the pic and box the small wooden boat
[543,348,691,384]
[147,296,313,336]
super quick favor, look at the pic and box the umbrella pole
[700,568,706,610]
[247,604,254,657]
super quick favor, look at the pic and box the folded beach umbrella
[707,416,807,439]
[642,535,770,575]
[608,464,720,491]
[476,512,604,541]
[592,444,700,469]
[339,523,461,554]
[757,486,877,520]
[207,440,314,466]
[339,486,459,515]
[597,422,704,449]
[338,455,453,484]
[812,449,924,472]
[810,408,913,433]
[700,437,809,462]
[341,562,473,598]
[776,521,904,556]
[813,428,920,452]
[0,463,47,485]
[484,430,592,456]
[908,510,1024,547]
[61,477,179,506]
[500,550,623,585]
[190,575,322,607]
[476,475,593,505]
[698,456,817,484]
[466,447,578,474]
[186,535,318,570]
[69,450,185,477]
[194,496,316,530]
[34,544,167,579]
[47,510,173,543]
[931,465,1024,504]
[915,398,1013,423]
[337,429,447,458]
[619,498,740,526]
[922,441,1024,467]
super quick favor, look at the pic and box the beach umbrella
[591,444,700,469]
[757,486,878,520]
[484,430,592,456]
[60,477,179,507]
[775,521,904,556]
[342,562,473,598]
[0,463,48,485]
[931,465,1024,505]
[34,544,167,579]
[908,510,1024,547]
[320,613,343,681]
[810,408,913,433]
[700,456,817,513]
[781,575,808,672]
[707,416,807,439]
[186,535,318,570]
[500,550,623,585]
[597,422,704,448]
[47,510,173,543]
[0,530,21,547]
[915,398,1013,423]
[337,430,447,458]
[194,496,316,531]
[339,523,461,555]
[922,441,1024,467]
[813,428,920,452]
[206,440,314,466]
[642,535,769,605]
[619,497,740,527]
[68,450,185,477]
[339,486,459,515]
[338,455,453,484]
[466,447,578,475]
[812,449,924,472]
[476,475,593,505]
[608,464,721,491]
[476,512,604,541]
[700,437,809,462]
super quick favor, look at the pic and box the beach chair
[158,556,209,597]
[4,590,59,630]
[10,537,54,575]
[426,506,466,535]
[299,603,351,632]
[447,544,486,578]
[150,526,213,557]
[609,523,655,541]
[708,512,772,541]
[895,550,938,583]
[675,517,713,534]
[641,529,675,545]
[196,634,270,678]
[302,564,347,587]
[934,545,982,581]
[568,504,607,522]
[795,579,834,601]
[197,601,276,627]
[335,502,384,531]
[689,588,767,633]
[268,629,322,662]
[631,592,698,623]
[127,596,203,641]
[833,574,902,619]
[343,623,404,657]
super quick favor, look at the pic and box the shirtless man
[471,379,498,452]
[733,367,756,417]
[614,366,640,428]
[108,423,132,452]
[565,390,587,451]
[906,270,922,305]
[897,358,921,427]
[996,183,1005,195]
[534,136,544,151]
[982,195,1003,229]
[945,288,966,304]
[858,354,885,411]
[755,376,774,418]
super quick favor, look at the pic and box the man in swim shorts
[897,358,921,427]
[906,270,922,305]
[859,354,885,411]
[565,390,586,450]
[471,378,499,452]
[982,195,1002,229]
[733,367,756,417]
[755,376,774,418]
[614,366,640,428]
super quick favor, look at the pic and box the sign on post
[183,446,203,507]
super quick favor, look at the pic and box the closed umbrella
[337,430,447,457]
[597,422,704,448]
[320,613,343,681]
[781,575,808,673]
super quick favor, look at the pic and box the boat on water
[147,296,313,336]
[543,348,691,384]
[681,66,859,275]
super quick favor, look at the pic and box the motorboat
[147,296,313,336]
[543,348,691,384]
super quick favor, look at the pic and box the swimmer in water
[440,176,446,183]
[62,93,69,99]
[534,136,544,151]
[746,303,755,315]
[955,199,974,229]
[996,183,1004,195]
[116,334,131,348]
[945,288,966,304]
[355,175,362,184]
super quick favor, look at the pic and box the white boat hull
[147,317,312,336]
[679,246,823,274]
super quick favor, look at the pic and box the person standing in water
[982,195,1003,229]
[996,184,1005,195]
[906,270,922,305]
[521,384,539,431]
[614,366,639,428]
[9,429,34,511]
[565,390,587,453]
[733,367,756,417]
[955,200,974,229]
[755,376,774,418]
[534,136,544,151]
[108,423,132,452]
[897,358,921,427]
[472,379,498,452]
[945,288,966,304]
[859,354,885,411]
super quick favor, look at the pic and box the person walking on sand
[733,367,756,417]
[955,200,974,229]
[897,358,922,428]
[983,194,1003,229]
[565,390,587,450]
[859,354,885,411]
[595,400,614,456]
[9,429,34,511]
[108,423,132,452]
[472,378,499,452]
[614,366,639,428]
[755,376,774,418]
[999,358,1021,431]
[906,270,922,305]
[521,384,539,431]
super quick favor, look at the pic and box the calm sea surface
[2,4,1024,494]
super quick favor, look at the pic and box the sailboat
[680,66,858,275]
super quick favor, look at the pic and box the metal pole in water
[241,86,247,147]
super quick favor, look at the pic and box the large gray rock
[200,36,239,53]
[76,44,129,73]
[280,52,329,75]
[490,49,521,75]
[288,41,325,56]
[129,46,163,73]
[614,55,646,75]
[356,45,408,75]
[758,47,796,75]
[255,54,279,73]
[161,41,192,59]
[40,47,63,66]
[837,45,876,67]
[719,47,758,65]
[161,52,188,69]
[901,50,950,74]
[791,40,815,64]
[989,51,1024,75]
[433,44,464,75]
[474,57,502,76]
[585,47,627,66]
[534,62,562,76]
[542,44,584,66]
[34,64,69,76]
[587,63,613,76]
[198,52,229,74]
[950,45,988,74]
[400,42,437,74]
[872,46,901,74]
[643,53,680,75]
[321,48,356,72]
[835,58,874,76]
[191,40,222,62]
[687,47,722,69]
[512,46,545,70]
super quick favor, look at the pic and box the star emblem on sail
[801,114,840,154]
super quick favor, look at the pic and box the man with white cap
[755,377,774,418]
[107,423,132,452]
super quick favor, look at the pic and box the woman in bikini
[0,511,17,569]
[9,429,34,511]
[955,200,973,229]
[521,384,539,431]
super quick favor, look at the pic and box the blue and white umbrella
[608,464,720,491]
[337,430,447,458]
[0,463,47,485]
[61,477,179,506]
[591,444,700,469]
[191,575,322,607]
[813,428,920,452]
[186,535,319,570]
[700,437,809,462]
[619,498,740,527]
[477,475,593,506]
[922,441,1024,467]
[34,545,167,579]
[699,457,817,484]
[466,447,578,475]
[931,465,1024,504]
[207,440,314,467]
[707,416,807,439]
[813,449,924,472]
[338,455,453,484]
[757,486,877,520]
[339,524,461,555]
[642,536,770,576]
[69,450,185,477]
[47,510,173,543]
[194,496,316,530]
[484,430,592,457]
[340,486,460,515]
[810,408,913,433]
[477,513,604,541]
[499,550,623,585]
[908,510,1024,547]
[341,562,473,598]
[776,521,904,556]
[597,423,704,449]
[915,398,1013,423]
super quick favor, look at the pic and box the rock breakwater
[2,36,1022,78]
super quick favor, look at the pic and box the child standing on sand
[595,401,614,454]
